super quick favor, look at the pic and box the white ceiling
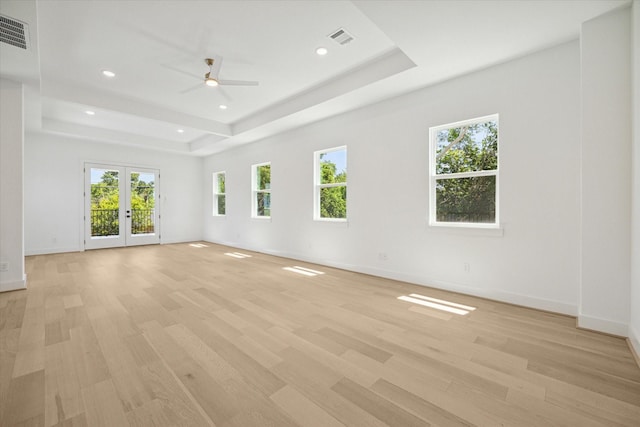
[0,0,630,156]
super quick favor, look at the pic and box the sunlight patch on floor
[283,266,325,276]
[225,252,252,259]
[398,293,476,315]
[189,243,209,248]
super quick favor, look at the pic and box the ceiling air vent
[0,14,30,50]
[328,28,354,46]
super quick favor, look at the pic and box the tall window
[213,171,225,216]
[252,162,271,218]
[429,114,498,226]
[314,146,347,220]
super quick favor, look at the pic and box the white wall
[0,78,26,291]
[203,41,582,316]
[24,133,203,254]
[630,0,640,356]
[580,7,632,336]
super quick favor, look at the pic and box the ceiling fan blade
[180,83,204,94]
[218,79,259,86]
[161,63,202,81]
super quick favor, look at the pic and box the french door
[85,163,160,249]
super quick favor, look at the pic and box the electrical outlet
[464,262,471,272]
[0,262,8,272]
[378,252,388,261]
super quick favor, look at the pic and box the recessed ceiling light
[316,47,328,56]
[85,110,95,116]
[219,104,228,110]
[177,129,184,133]
[102,70,116,78]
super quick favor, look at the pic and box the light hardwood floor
[1,242,639,427]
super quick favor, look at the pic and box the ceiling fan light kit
[201,57,258,88]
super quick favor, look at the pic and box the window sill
[251,216,272,222]
[314,218,349,227]
[426,222,504,237]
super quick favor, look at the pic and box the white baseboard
[26,246,80,256]
[25,238,202,255]
[161,238,204,245]
[203,238,578,317]
[578,314,628,337]
[628,324,640,365]
[0,274,27,292]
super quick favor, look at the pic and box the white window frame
[213,171,226,216]
[429,114,499,229]
[251,162,271,219]
[314,146,347,222]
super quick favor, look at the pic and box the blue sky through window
[90,168,116,184]
[322,149,346,175]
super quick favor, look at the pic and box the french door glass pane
[130,171,155,235]
[90,168,120,237]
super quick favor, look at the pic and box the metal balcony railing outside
[91,209,155,236]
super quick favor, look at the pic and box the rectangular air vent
[328,28,354,46]
[0,14,29,50]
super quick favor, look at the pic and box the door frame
[83,162,161,250]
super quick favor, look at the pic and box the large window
[252,162,271,218]
[314,146,347,220]
[213,171,225,216]
[429,115,498,227]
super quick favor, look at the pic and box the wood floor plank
[44,340,84,426]
[67,325,110,389]
[3,369,45,427]
[370,379,473,427]
[125,398,179,427]
[12,339,45,378]
[0,327,20,424]
[81,379,128,427]
[3,242,638,427]
[331,377,430,427]
[89,314,155,412]
[270,326,380,388]
[141,320,237,425]
[506,387,625,427]
[0,293,27,330]
[271,385,346,427]
[271,352,391,427]
[316,327,392,363]
[137,359,213,427]
[50,412,87,427]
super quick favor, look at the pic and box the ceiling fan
[175,56,258,95]
[189,56,258,89]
